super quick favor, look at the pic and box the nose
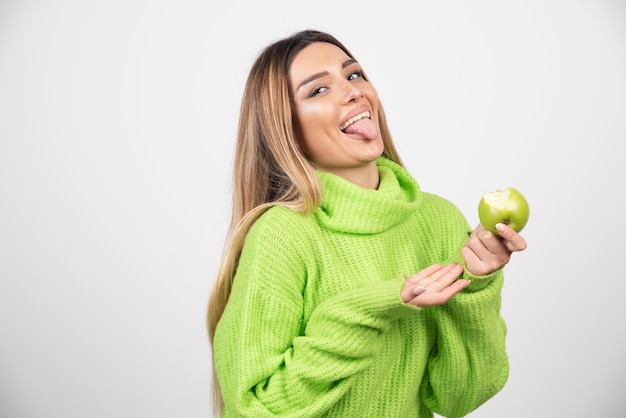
[341,80,363,103]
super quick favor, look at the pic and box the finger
[417,263,463,290]
[495,223,528,252]
[408,279,470,307]
[412,285,427,296]
[402,264,460,302]
[462,234,510,276]
[406,264,444,284]
[461,245,480,266]
[472,223,486,234]
[401,284,426,302]
[466,230,502,261]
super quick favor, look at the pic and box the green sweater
[214,157,508,418]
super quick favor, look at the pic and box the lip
[339,105,372,131]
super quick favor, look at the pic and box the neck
[321,162,380,189]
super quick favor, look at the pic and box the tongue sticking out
[343,118,379,140]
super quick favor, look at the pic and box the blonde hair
[206,29,403,413]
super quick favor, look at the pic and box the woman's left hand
[462,223,528,276]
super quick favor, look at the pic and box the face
[289,42,383,186]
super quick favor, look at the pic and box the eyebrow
[295,58,358,92]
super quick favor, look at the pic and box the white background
[1,1,625,417]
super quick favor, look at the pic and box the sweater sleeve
[213,208,417,417]
[421,271,508,418]
[420,198,509,418]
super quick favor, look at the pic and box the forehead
[289,42,352,81]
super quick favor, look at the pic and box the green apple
[478,187,529,236]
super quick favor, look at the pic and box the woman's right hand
[401,263,469,307]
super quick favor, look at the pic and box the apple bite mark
[478,187,530,236]
[482,190,509,211]
[340,111,379,140]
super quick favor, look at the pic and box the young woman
[207,29,527,417]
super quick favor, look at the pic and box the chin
[363,144,385,161]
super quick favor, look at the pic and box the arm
[213,209,416,417]
[420,268,508,418]
[410,200,526,417]
[399,257,509,416]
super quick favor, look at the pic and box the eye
[348,70,363,81]
[309,85,328,97]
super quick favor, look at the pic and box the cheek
[298,106,321,128]
[295,107,315,132]
[292,108,317,155]
[297,99,336,122]
[295,103,336,139]
[365,86,380,110]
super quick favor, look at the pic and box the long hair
[206,29,403,413]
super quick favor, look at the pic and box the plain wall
[1,1,625,417]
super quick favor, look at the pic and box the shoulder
[250,204,316,236]
[419,192,463,215]
[417,191,470,232]
[244,205,317,258]
[237,205,317,288]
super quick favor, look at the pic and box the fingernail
[496,223,506,233]
[413,285,426,296]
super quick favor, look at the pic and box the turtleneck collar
[315,157,422,234]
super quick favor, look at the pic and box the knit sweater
[213,157,508,418]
